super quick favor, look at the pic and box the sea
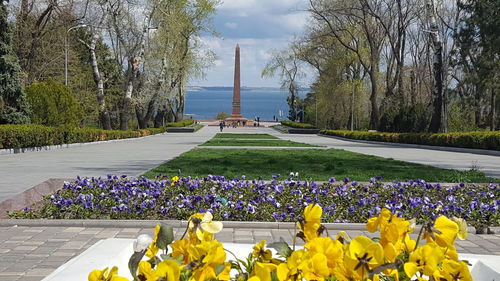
[185,89,291,121]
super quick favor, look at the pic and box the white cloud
[224,22,238,29]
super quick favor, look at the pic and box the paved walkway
[0,224,499,281]
[0,127,218,202]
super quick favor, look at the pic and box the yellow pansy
[138,261,159,281]
[277,249,306,281]
[252,262,278,281]
[171,176,179,186]
[436,259,473,281]
[88,266,129,281]
[425,216,459,248]
[452,217,468,240]
[156,260,181,281]
[404,243,444,277]
[189,240,227,281]
[171,237,191,263]
[145,225,161,258]
[302,253,330,281]
[367,208,412,246]
[299,204,323,242]
[188,212,222,242]
[305,237,344,275]
[253,240,273,261]
[217,262,232,281]
[344,236,384,280]
[200,211,223,234]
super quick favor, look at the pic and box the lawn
[142,148,492,182]
[200,139,319,147]
[214,133,278,139]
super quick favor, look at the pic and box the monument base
[225,116,249,126]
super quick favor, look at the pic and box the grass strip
[214,133,278,139]
[143,148,492,182]
[200,139,318,147]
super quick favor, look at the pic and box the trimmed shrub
[0,124,166,149]
[281,120,317,129]
[321,130,500,151]
[166,119,196,127]
[25,80,82,127]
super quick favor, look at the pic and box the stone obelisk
[226,44,246,124]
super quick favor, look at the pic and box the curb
[318,134,500,157]
[0,219,366,230]
[1,219,498,233]
[0,132,167,155]
[197,146,328,150]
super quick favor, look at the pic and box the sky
[190,0,312,88]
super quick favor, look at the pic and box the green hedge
[166,119,196,127]
[321,130,500,151]
[281,120,317,129]
[0,124,166,149]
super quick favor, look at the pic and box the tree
[0,0,30,124]
[262,47,304,121]
[25,80,82,127]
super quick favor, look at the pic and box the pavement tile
[0,276,21,281]
[63,227,86,233]
[13,246,37,251]
[22,229,44,233]
[25,268,56,276]
[61,241,87,250]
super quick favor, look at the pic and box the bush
[166,119,195,127]
[0,124,166,149]
[321,130,500,150]
[26,80,82,127]
[215,112,230,120]
[281,120,317,129]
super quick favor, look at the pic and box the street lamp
[65,24,87,86]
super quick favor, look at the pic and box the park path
[265,128,500,178]
[0,125,220,202]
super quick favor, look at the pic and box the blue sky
[190,0,311,87]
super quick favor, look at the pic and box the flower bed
[321,130,500,151]
[85,205,477,281]
[10,175,499,230]
[0,124,166,149]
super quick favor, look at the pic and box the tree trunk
[88,35,111,130]
[120,86,133,130]
[154,107,167,128]
[427,0,444,133]
[491,89,496,131]
[175,83,185,121]
[369,53,380,130]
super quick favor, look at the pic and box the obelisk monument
[226,44,246,124]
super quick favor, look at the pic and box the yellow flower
[452,217,468,240]
[435,259,472,281]
[305,237,344,275]
[404,243,444,277]
[88,266,129,281]
[171,176,179,186]
[298,204,323,242]
[277,250,306,281]
[138,261,159,281]
[145,225,161,258]
[156,260,181,281]
[301,253,330,281]
[252,262,278,281]
[367,208,412,247]
[217,262,232,281]
[171,238,191,263]
[344,236,384,280]
[189,240,227,281]
[188,212,222,242]
[253,240,273,261]
[425,216,459,248]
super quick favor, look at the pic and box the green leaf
[128,250,146,281]
[214,264,226,275]
[267,241,292,259]
[157,224,174,249]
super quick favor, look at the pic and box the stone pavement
[0,224,499,281]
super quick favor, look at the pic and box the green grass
[143,148,492,182]
[200,139,319,147]
[214,133,278,139]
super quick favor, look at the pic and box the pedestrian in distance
[219,121,224,132]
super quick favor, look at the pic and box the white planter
[41,239,500,281]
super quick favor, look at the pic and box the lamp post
[65,24,87,86]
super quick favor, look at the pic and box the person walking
[219,121,224,132]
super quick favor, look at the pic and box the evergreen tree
[0,0,30,124]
